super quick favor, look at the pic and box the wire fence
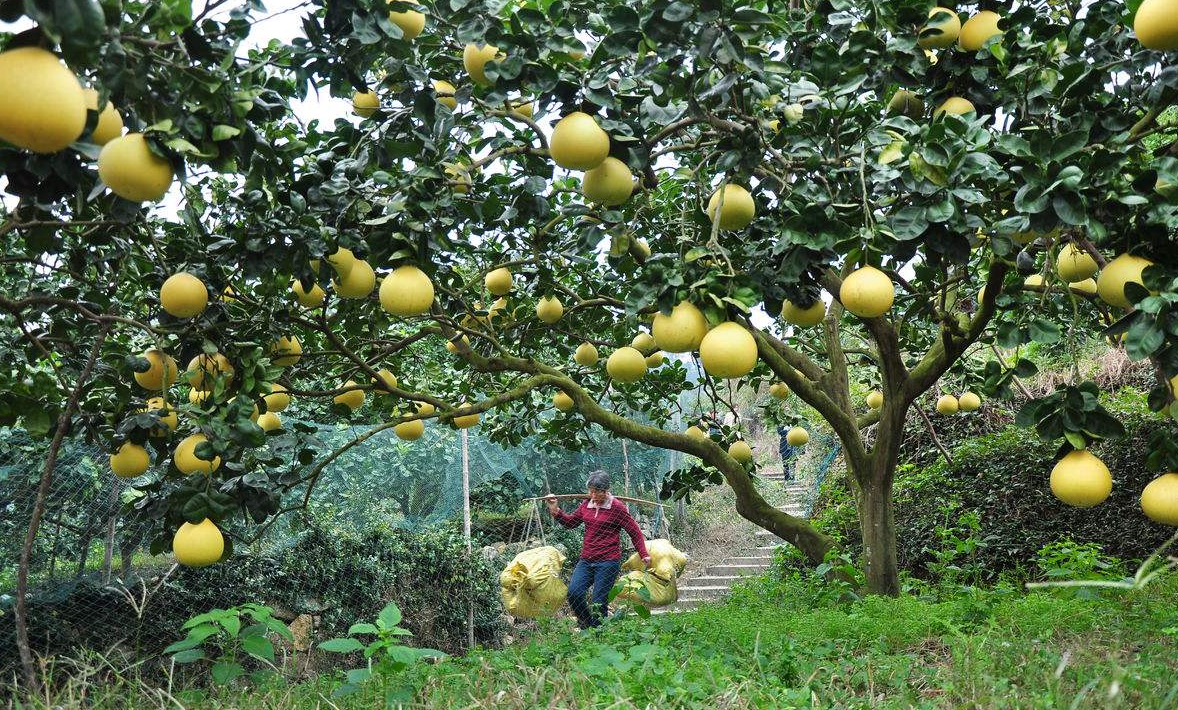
[1,368,839,681]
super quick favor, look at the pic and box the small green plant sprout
[318,601,444,704]
[1027,531,1177,593]
[163,603,293,686]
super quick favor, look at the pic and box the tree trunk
[857,476,899,596]
[14,325,108,692]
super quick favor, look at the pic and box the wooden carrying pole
[523,493,671,508]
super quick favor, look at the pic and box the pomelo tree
[5,0,1178,688]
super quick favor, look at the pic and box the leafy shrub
[1034,539,1126,581]
[1,517,506,677]
[812,389,1173,582]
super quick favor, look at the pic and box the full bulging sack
[499,545,567,619]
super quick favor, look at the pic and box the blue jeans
[567,559,621,629]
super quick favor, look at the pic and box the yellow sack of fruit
[621,539,688,578]
[499,545,567,619]
[616,539,689,608]
[615,568,679,607]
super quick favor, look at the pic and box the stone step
[728,555,773,563]
[679,575,739,587]
[754,545,780,552]
[755,530,782,539]
[707,563,770,576]
[677,586,730,600]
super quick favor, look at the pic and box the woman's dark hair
[586,470,611,490]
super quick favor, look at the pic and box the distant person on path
[546,471,650,629]
[777,426,800,482]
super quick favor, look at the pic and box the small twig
[915,405,954,466]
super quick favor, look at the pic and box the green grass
[11,571,1178,710]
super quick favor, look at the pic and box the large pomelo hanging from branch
[652,301,708,353]
[699,322,757,379]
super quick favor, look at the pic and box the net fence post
[461,427,474,651]
[622,438,630,495]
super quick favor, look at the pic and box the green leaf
[377,602,402,630]
[212,125,242,141]
[210,661,245,686]
[348,622,380,636]
[241,634,275,662]
[171,648,206,664]
[319,638,365,653]
[1064,431,1087,450]
[218,615,241,638]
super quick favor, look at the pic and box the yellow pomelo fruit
[1097,253,1154,309]
[652,301,708,353]
[1023,274,1044,289]
[433,80,457,109]
[380,264,435,316]
[1069,278,1098,295]
[935,394,959,415]
[134,349,179,390]
[729,440,753,463]
[1057,243,1098,282]
[257,411,282,432]
[959,10,1002,51]
[373,368,398,394]
[110,442,150,478]
[485,267,513,295]
[174,434,220,475]
[463,43,501,86]
[887,89,924,119]
[144,397,178,434]
[263,383,290,413]
[606,347,647,383]
[918,7,961,49]
[0,47,86,153]
[536,296,563,324]
[553,391,575,411]
[415,401,436,416]
[549,112,610,170]
[324,247,356,279]
[446,335,470,353]
[699,322,758,379]
[568,50,586,60]
[574,342,599,366]
[98,133,175,202]
[581,156,634,206]
[1050,450,1112,508]
[334,380,366,409]
[353,90,379,117]
[935,97,975,117]
[187,353,234,390]
[452,404,480,428]
[1136,0,1178,50]
[781,299,826,327]
[160,272,208,318]
[292,280,325,308]
[271,336,302,367]
[866,390,884,410]
[173,519,224,568]
[634,238,652,260]
[685,425,707,441]
[511,100,533,118]
[387,3,425,40]
[645,351,664,368]
[334,259,376,298]
[1140,473,1178,525]
[840,266,894,318]
[957,391,982,411]
[83,88,123,145]
[444,162,471,193]
[706,184,756,230]
[786,427,809,446]
[631,332,657,356]
[770,382,790,399]
[395,418,425,440]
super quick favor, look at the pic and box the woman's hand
[642,556,651,567]
[545,495,559,514]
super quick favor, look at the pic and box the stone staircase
[652,473,810,614]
